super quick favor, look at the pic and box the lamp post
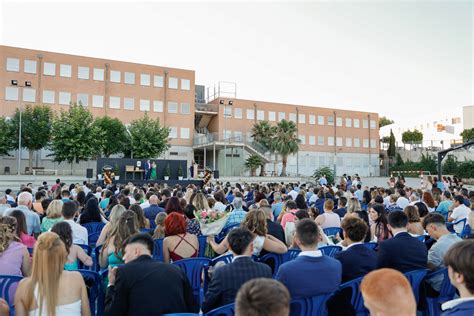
[11,80,32,175]
[125,125,133,159]
[220,99,233,177]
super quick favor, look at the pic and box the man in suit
[275,219,341,298]
[105,234,199,316]
[335,217,377,282]
[143,160,151,181]
[142,195,165,224]
[202,227,272,313]
[377,211,428,272]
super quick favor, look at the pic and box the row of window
[4,87,191,113]
[223,106,376,128]
[288,155,379,168]
[169,127,190,139]
[5,58,191,90]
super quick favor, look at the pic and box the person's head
[324,199,334,212]
[235,278,290,316]
[403,205,420,223]
[338,196,347,208]
[109,204,127,227]
[387,211,408,232]
[149,194,159,205]
[51,222,73,254]
[295,210,310,221]
[105,211,140,256]
[414,202,429,218]
[341,217,368,243]
[227,227,255,256]
[46,200,64,219]
[61,201,78,220]
[442,190,452,201]
[241,209,267,236]
[368,204,386,223]
[129,204,147,228]
[193,192,210,210]
[122,233,154,264]
[453,195,465,207]
[155,212,167,227]
[35,190,46,202]
[165,196,183,214]
[273,192,282,202]
[347,197,362,213]
[260,206,273,220]
[232,197,243,210]
[0,216,18,253]
[9,209,27,236]
[162,189,171,199]
[362,190,371,204]
[84,198,100,216]
[17,191,33,208]
[422,192,436,208]
[294,218,320,249]
[422,212,449,240]
[164,212,187,236]
[286,200,297,211]
[444,240,474,296]
[360,268,416,316]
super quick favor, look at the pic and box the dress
[0,241,25,276]
[169,234,198,262]
[64,261,79,271]
[28,284,81,316]
[41,217,64,233]
[150,166,157,180]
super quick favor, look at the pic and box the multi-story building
[1,45,380,177]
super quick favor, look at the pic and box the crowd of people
[0,174,473,315]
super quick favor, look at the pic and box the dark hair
[41,198,52,211]
[35,191,45,201]
[362,190,371,204]
[454,195,465,204]
[124,233,154,254]
[422,212,446,230]
[162,189,171,198]
[295,218,319,246]
[374,195,384,204]
[295,210,310,220]
[341,217,368,242]
[227,227,255,255]
[184,204,197,220]
[119,195,131,210]
[295,194,307,210]
[51,222,73,254]
[388,211,408,229]
[371,204,390,240]
[443,191,452,199]
[62,201,78,219]
[75,191,85,206]
[414,202,429,218]
[286,200,297,210]
[214,191,227,204]
[338,196,347,207]
[444,240,474,294]
[10,210,28,236]
[398,189,406,197]
[79,198,102,224]
[165,196,184,215]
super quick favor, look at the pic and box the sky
[1,0,472,126]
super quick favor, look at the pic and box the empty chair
[173,258,211,306]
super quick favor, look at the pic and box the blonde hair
[109,204,127,230]
[46,200,64,219]
[347,198,361,214]
[0,216,18,253]
[153,212,167,239]
[103,211,139,256]
[193,193,210,211]
[26,232,67,316]
[241,210,267,236]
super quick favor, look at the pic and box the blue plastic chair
[153,238,164,261]
[205,302,235,316]
[88,232,102,248]
[446,218,467,236]
[93,245,103,272]
[198,235,208,257]
[286,249,302,261]
[362,242,378,250]
[163,314,200,316]
[290,293,332,316]
[404,269,429,305]
[173,258,211,306]
[77,270,103,316]
[319,246,342,258]
[140,228,154,234]
[323,227,343,237]
[27,247,34,255]
[77,244,93,256]
[83,222,106,235]
[460,224,471,239]
[211,253,234,265]
[416,235,426,242]
[259,250,301,276]
[215,224,240,243]
[423,268,456,316]
[339,276,369,316]
[0,275,23,316]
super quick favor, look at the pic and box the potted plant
[178,164,184,180]
[164,163,170,181]
[114,163,120,180]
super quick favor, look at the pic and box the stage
[96,178,204,187]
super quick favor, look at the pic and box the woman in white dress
[14,232,90,316]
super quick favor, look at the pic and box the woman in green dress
[150,161,157,180]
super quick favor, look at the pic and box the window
[289,113,297,122]
[318,115,325,125]
[43,90,55,104]
[180,128,190,139]
[168,77,178,89]
[77,93,88,106]
[93,68,104,81]
[22,88,35,102]
[181,79,190,91]
[234,108,242,119]
[346,137,352,147]
[370,120,377,129]
[328,136,334,146]
[336,137,343,147]
[124,98,134,110]
[246,109,254,120]
[168,101,178,113]
[181,103,191,114]
[140,74,150,86]
[299,135,306,145]
[370,139,377,148]
[140,99,150,112]
[153,100,163,112]
[169,127,178,138]
[257,110,265,121]
[78,66,89,80]
[60,64,72,78]
[268,111,276,121]
[327,116,334,126]
[224,106,232,117]
[124,72,135,84]
[363,119,369,129]
[318,136,325,146]
[92,95,104,108]
[59,92,71,105]
[354,119,360,128]
[278,112,286,121]
[43,62,56,76]
[6,58,20,72]
[345,118,352,128]
[363,139,369,148]
[153,75,163,87]
[234,131,243,141]
[298,114,306,124]
[336,117,343,127]
[309,115,316,125]
[309,136,316,145]
[224,130,232,139]
[5,87,19,101]
[24,60,37,74]
[354,138,360,147]
[110,70,121,83]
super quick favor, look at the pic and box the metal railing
[195,103,219,113]
[193,132,269,156]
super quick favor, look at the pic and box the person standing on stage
[144,160,151,181]
[189,160,195,179]
[150,161,157,180]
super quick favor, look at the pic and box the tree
[93,116,129,157]
[245,154,264,177]
[49,104,102,164]
[379,116,394,128]
[271,119,300,176]
[387,129,396,158]
[402,129,423,148]
[460,128,474,142]
[10,105,53,171]
[128,113,170,159]
[0,117,14,156]
[313,166,335,185]
[251,121,276,176]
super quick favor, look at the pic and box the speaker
[86,168,93,179]
[213,170,219,179]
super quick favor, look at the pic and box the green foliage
[272,119,300,176]
[251,121,275,152]
[460,128,474,142]
[49,104,102,163]
[164,163,170,177]
[456,160,474,178]
[390,153,437,175]
[442,155,458,175]
[0,117,14,156]
[245,154,264,176]
[92,116,129,157]
[128,113,170,159]
[402,129,423,144]
[178,164,184,177]
[379,116,394,128]
[381,136,390,143]
[313,166,335,185]
[387,129,396,158]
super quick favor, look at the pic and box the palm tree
[272,119,300,176]
[245,154,264,177]
[251,120,275,176]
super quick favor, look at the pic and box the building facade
[1,45,379,177]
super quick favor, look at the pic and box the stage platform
[96,179,204,187]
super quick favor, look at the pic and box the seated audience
[79,198,106,225]
[163,212,199,263]
[97,204,127,246]
[62,201,88,245]
[129,204,150,229]
[334,196,347,218]
[279,200,299,230]
[202,227,272,312]
[184,203,202,236]
[0,216,31,277]
[32,191,46,215]
[51,222,93,270]
[437,191,453,217]
[448,195,471,234]
[271,193,284,219]
[152,212,167,239]
[40,200,64,233]
[165,196,184,214]
[368,204,392,241]
[142,195,165,224]
[224,197,247,229]
[5,192,40,236]
[10,210,37,248]
[260,206,285,249]
[404,205,424,236]
[315,200,341,229]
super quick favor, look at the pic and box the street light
[125,125,133,159]
[11,80,32,175]
[220,100,233,176]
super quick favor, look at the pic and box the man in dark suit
[142,195,164,223]
[202,227,272,313]
[105,234,199,316]
[377,211,428,272]
[143,160,151,181]
[158,189,171,208]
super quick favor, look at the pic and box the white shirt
[442,297,474,311]
[451,204,471,233]
[346,242,363,249]
[396,197,410,209]
[288,190,298,200]
[298,250,323,258]
[214,202,227,212]
[140,201,150,209]
[63,219,88,245]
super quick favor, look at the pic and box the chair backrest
[259,253,284,276]
[93,245,103,272]
[404,269,429,304]
[88,232,102,248]
[0,275,23,307]
[211,253,234,266]
[319,246,342,258]
[82,222,106,235]
[290,293,332,316]
[153,238,164,261]
[215,224,240,243]
[446,218,466,234]
[198,235,208,257]
[76,270,102,316]
[76,244,93,256]
[285,249,302,261]
[362,242,378,251]
[429,268,456,298]
[323,227,343,237]
[460,224,471,239]
[416,235,426,242]
[140,228,154,234]
[339,276,368,315]
[205,302,236,316]
[173,258,211,306]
